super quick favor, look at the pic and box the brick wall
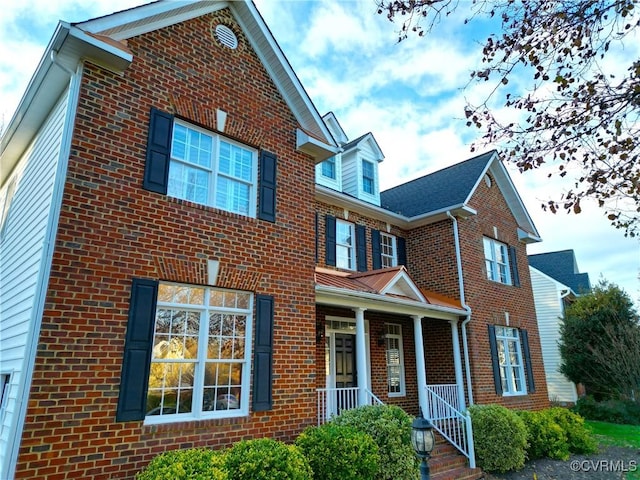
[17,9,318,479]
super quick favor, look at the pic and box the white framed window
[362,160,375,194]
[145,282,253,423]
[385,324,405,396]
[336,220,356,270]
[483,237,511,284]
[495,326,526,395]
[168,121,257,216]
[321,157,336,179]
[0,373,10,424]
[380,233,397,268]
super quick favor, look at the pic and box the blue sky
[1,0,638,304]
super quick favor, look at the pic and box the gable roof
[1,0,337,185]
[528,250,591,294]
[379,150,541,242]
[315,266,465,319]
[342,132,384,162]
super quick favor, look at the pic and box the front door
[335,333,357,388]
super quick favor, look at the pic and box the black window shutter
[520,329,536,393]
[356,225,367,272]
[314,213,319,263]
[143,108,174,194]
[371,229,382,270]
[508,245,521,287]
[325,215,336,266]
[397,237,407,267]
[488,325,503,395]
[253,294,274,411]
[116,278,158,421]
[258,151,277,222]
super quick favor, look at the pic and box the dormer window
[362,160,375,194]
[322,157,336,180]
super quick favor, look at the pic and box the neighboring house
[529,250,591,404]
[0,1,549,479]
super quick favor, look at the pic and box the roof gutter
[447,211,474,406]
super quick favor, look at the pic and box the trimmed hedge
[331,405,419,480]
[517,410,569,460]
[545,407,598,454]
[469,404,527,473]
[224,438,312,480]
[295,423,380,479]
[135,447,227,480]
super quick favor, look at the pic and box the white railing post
[353,308,369,407]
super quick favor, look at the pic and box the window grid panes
[380,233,397,268]
[147,283,252,421]
[362,160,374,194]
[385,323,405,396]
[495,326,525,395]
[168,121,256,216]
[321,158,336,179]
[336,220,356,270]
[483,237,511,284]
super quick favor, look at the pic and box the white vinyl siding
[340,148,380,206]
[530,268,578,403]
[0,90,70,480]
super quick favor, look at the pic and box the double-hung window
[321,157,336,180]
[483,237,511,284]
[168,121,257,216]
[494,326,526,395]
[380,233,397,268]
[385,324,406,396]
[146,282,253,422]
[362,160,375,194]
[336,220,356,270]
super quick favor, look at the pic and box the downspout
[447,211,474,406]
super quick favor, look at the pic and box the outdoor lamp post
[411,413,435,480]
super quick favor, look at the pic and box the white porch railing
[425,384,476,469]
[316,387,384,425]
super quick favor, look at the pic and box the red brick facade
[16,10,318,480]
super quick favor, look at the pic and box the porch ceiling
[315,267,467,320]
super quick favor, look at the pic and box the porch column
[412,315,428,417]
[449,319,466,411]
[353,307,369,406]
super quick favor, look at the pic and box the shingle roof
[528,250,591,294]
[380,150,495,217]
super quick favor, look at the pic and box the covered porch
[315,266,476,468]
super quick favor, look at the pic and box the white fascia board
[297,129,339,163]
[316,285,465,320]
[530,266,577,296]
[518,227,542,244]
[379,270,427,303]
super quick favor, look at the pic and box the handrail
[425,385,476,469]
[316,387,384,425]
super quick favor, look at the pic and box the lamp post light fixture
[411,413,436,480]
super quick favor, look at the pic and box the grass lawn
[586,421,640,480]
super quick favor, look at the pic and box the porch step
[429,434,483,480]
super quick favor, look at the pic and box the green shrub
[224,438,312,480]
[295,423,380,479]
[331,405,419,480]
[545,407,598,454]
[136,447,227,480]
[517,410,569,461]
[573,395,640,425]
[469,404,527,473]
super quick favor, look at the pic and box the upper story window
[494,326,526,395]
[385,323,406,396]
[336,219,356,270]
[362,160,375,194]
[483,237,511,284]
[380,233,397,268]
[321,157,336,180]
[168,121,257,216]
[146,282,253,423]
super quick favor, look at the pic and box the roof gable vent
[214,24,238,49]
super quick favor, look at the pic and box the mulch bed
[483,445,639,479]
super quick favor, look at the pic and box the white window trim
[384,323,406,397]
[483,237,512,285]
[315,153,342,191]
[336,219,356,271]
[380,232,398,268]
[168,119,258,217]
[0,372,11,425]
[144,283,253,425]
[495,326,526,396]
